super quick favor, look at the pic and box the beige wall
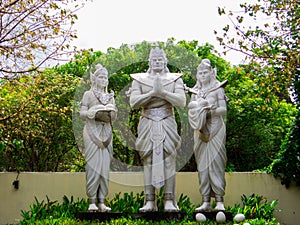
[0,172,299,225]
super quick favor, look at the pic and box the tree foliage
[0,0,85,78]
[71,40,295,172]
[269,69,300,187]
[0,70,82,171]
[224,64,296,171]
[216,0,299,78]
[216,0,299,184]
[0,39,296,172]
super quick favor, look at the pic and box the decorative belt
[142,107,173,121]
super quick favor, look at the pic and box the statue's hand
[197,99,209,107]
[87,111,95,119]
[210,104,217,110]
[152,75,164,97]
[87,109,96,119]
[87,105,106,119]
[105,104,117,112]
[209,104,218,116]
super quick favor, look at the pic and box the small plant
[20,196,88,224]
[242,194,278,220]
[177,193,196,221]
[108,191,144,214]
[227,193,278,221]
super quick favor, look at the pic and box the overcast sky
[72,0,259,65]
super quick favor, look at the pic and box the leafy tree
[0,39,296,173]
[224,64,296,171]
[54,50,103,77]
[216,0,299,77]
[0,70,81,171]
[269,69,300,187]
[0,0,85,78]
[216,0,299,183]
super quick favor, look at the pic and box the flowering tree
[216,0,299,186]
[0,0,85,78]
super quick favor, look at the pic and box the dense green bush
[20,196,88,224]
[227,194,278,220]
[20,193,279,225]
[269,69,300,187]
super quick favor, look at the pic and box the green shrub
[20,196,88,224]
[227,193,278,220]
[108,192,144,214]
[20,193,279,225]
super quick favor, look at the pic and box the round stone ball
[216,211,226,223]
[234,213,246,223]
[243,223,251,225]
[195,213,206,222]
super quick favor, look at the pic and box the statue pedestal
[75,212,122,222]
[75,211,186,222]
[75,211,232,222]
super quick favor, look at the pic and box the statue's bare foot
[195,202,211,212]
[164,200,179,212]
[98,203,111,212]
[214,202,225,211]
[88,203,98,211]
[139,201,156,212]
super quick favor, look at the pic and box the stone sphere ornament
[216,211,226,223]
[233,213,246,223]
[195,213,207,222]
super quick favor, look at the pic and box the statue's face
[94,73,108,88]
[150,56,165,73]
[197,68,211,84]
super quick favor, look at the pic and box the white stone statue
[79,64,117,212]
[129,46,186,212]
[187,59,228,212]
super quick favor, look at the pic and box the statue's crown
[149,46,167,60]
[93,64,108,75]
[198,59,212,70]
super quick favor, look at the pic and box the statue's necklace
[92,88,114,105]
[198,90,207,99]
[198,88,210,99]
[198,83,213,99]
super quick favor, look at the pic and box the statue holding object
[187,59,228,212]
[79,64,117,212]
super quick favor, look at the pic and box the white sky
[72,0,258,65]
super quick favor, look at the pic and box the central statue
[129,46,186,212]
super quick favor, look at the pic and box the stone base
[75,212,122,222]
[75,211,186,222]
[75,211,233,222]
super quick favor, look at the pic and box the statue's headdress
[149,46,167,62]
[197,59,217,76]
[93,64,108,76]
[195,59,218,88]
[197,59,212,71]
[90,64,108,87]
[147,44,169,73]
